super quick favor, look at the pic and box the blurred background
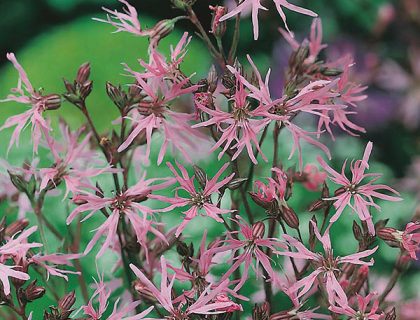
[0,0,419,318]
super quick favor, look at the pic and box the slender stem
[187,6,226,69]
[379,253,407,305]
[228,12,241,64]
[244,125,268,191]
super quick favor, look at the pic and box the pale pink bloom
[279,18,327,64]
[225,55,335,168]
[29,253,81,280]
[318,141,402,234]
[302,164,327,191]
[279,221,377,306]
[118,34,207,165]
[397,222,420,260]
[220,0,317,40]
[81,270,155,320]
[39,124,117,198]
[94,0,145,36]
[0,53,58,153]
[151,162,234,237]
[130,256,240,317]
[251,167,288,206]
[330,292,383,320]
[208,216,286,291]
[67,176,172,258]
[0,226,41,295]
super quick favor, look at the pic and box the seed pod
[8,170,28,193]
[226,178,247,190]
[59,291,76,312]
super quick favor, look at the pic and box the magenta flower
[130,256,241,318]
[208,217,286,291]
[279,222,377,306]
[0,226,41,295]
[0,53,61,153]
[318,141,402,234]
[150,162,234,237]
[220,0,317,40]
[302,164,327,191]
[401,222,420,260]
[67,176,172,258]
[329,292,383,320]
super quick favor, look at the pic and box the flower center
[190,192,209,208]
[346,183,358,195]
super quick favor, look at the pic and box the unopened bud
[76,62,91,84]
[227,178,247,190]
[58,291,76,317]
[207,65,218,93]
[193,165,207,189]
[334,186,346,197]
[133,279,158,303]
[209,6,227,38]
[72,195,88,205]
[23,280,46,302]
[44,94,62,110]
[253,302,270,320]
[282,206,299,229]
[308,199,326,212]
[79,80,93,100]
[320,67,342,77]
[171,0,197,10]
[106,82,126,109]
[176,241,192,257]
[150,17,184,46]
[353,221,363,242]
[252,222,266,239]
[309,216,317,250]
[385,307,396,320]
[8,170,27,193]
[5,219,30,237]
[321,182,330,198]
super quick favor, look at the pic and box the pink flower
[302,164,327,191]
[220,0,317,40]
[0,53,60,153]
[39,124,117,198]
[329,292,383,320]
[150,162,234,237]
[117,34,207,165]
[225,55,335,168]
[401,222,420,259]
[130,256,240,317]
[279,221,377,306]
[81,270,154,320]
[0,226,41,295]
[94,0,145,36]
[318,141,402,234]
[208,217,286,291]
[29,253,81,280]
[67,176,172,258]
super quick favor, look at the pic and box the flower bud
[106,82,126,109]
[353,221,363,242]
[321,182,330,198]
[320,67,342,77]
[133,279,158,303]
[76,62,91,84]
[79,80,93,100]
[171,0,197,10]
[207,65,218,93]
[377,227,399,243]
[282,206,299,229]
[252,222,266,239]
[59,291,76,311]
[253,302,270,320]
[227,178,247,190]
[149,17,184,46]
[309,216,317,250]
[5,219,29,237]
[44,94,62,110]
[8,170,28,194]
[385,307,396,320]
[308,199,325,212]
[193,165,207,189]
[23,280,46,302]
[209,6,227,38]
